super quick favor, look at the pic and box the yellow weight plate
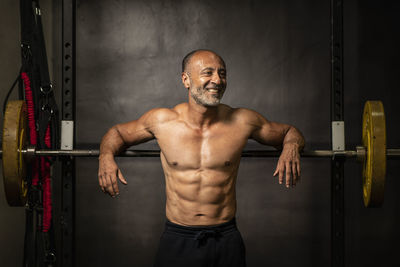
[2,100,28,206]
[362,101,386,207]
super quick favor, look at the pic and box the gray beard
[190,86,221,107]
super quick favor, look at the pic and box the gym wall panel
[75,0,331,266]
[343,1,400,266]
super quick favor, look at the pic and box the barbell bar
[1,100,399,208]
[0,147,400,158]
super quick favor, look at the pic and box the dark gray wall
[1,0,399,266]
[343,1,400,266]
[0,2,25,267]
[75,0,400,266]
[75,1,331,266]
[76,1,330,266]
[77,1,324,266]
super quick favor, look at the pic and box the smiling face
[182,51,227,107]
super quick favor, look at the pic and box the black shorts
[153,218,246,267]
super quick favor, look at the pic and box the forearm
[99,126,127,158]
[282,126,305,151]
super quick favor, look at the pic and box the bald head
[182,49,225,73]
[181,49,227,107]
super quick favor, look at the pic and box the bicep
[249,112,290,148]
[114,110,157,146]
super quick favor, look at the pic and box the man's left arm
[245,109,305,188]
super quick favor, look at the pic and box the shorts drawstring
[194,229,221,246]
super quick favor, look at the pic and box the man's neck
[186,97,219,129]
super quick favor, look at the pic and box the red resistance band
[22,72,52,232]
[42,126,52,232]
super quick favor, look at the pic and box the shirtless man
[98,49,305,267]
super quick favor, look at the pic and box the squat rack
[331,0,345,266]
[59,0,75,266]
[57,0,347,266]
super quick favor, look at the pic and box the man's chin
[202,101,221,107]
[190,92,222,107]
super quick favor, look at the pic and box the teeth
[208,89,218,92]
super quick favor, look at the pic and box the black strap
[20,3,37,266]
[23,183,39,267]
[32,0,51,91]
[23,208,36,267]
[20,0,34,72]
[20,1,59,266]
[2,69,22,115]
[32,0,59,150]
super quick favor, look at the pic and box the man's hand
[273,143,301,188]
[98,154,128,197]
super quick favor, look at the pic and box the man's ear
[181,72,190,89]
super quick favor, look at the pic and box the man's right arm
[98,108,167,197]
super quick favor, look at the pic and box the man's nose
[211,72,222,84]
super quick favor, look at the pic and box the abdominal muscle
[163,165,238,226]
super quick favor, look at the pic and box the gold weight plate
[2,100,28,206]
[362,101,386,207]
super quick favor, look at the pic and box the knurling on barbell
[0,100,394,207]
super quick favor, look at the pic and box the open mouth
[206,87,220,94]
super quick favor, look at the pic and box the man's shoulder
[223,105,262,122]
[143,107,179,125]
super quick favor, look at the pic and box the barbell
[1,100,399,207]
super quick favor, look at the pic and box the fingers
[274,162,283,185]
[273,161,284,185]
[98,174,105,193]
[297,161,301,178]
[111,172,120,196]
[106,169,128,197]
[98,157,125,197]
[118,169,128,185]
[105,174,118,197]
[291,162,297,186]
[273,159,301,188]
[279,165,284,185]
[285,162,291,188]
[98,171,120,197]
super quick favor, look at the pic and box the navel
[224,161,231,166]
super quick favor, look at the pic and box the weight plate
[362,101,386,207]
[2,100,28,206]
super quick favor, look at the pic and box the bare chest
[155,121,249,169]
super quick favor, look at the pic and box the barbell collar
[356,146,366,163]
[24,145,36,160]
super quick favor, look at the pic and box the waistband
[164,218,237,240]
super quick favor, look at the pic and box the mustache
[205,85,224,90]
